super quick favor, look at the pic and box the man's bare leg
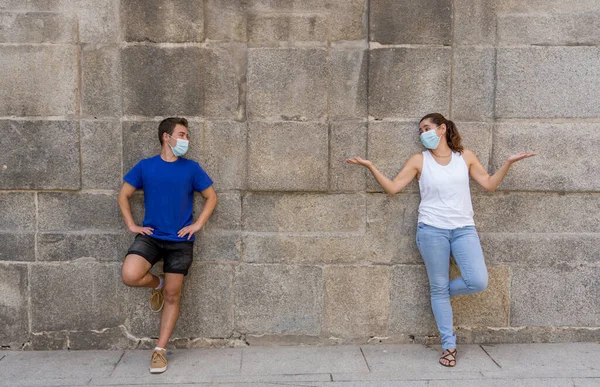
[121,254,160,288]
[156,273,184,349]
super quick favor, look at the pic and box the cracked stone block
[370,0,451,44]
[329,49,368,120]
[235,264,323,335]
[496,47,600,118]
[365,193,422,264]
[0,11,75,42]
[81,45,121,117]
[330,122,367,192]
[247,121,328,191]
[323,266,391,338]
[452,47,495,121]
[369,47,451,120]
[122,120,204,174]
[473,193,600,233]
[242,193,365,233]
[511,266,600,326]
[0,232,35,261]
[0,193,35,232]
[202,121,247,191]
[69,326,137,350]
[29,331,68,350]
[0,120,79,189]
[0,45,77,115]
[81,120,122,189]
[492,123,600,192]
[37,232,131,262]
[451,265,510,328]
[122,0,203,43]
[31,262,127,331]
[0,263,28,348]
[390,265,437,336]
[38,192,123,232]
[247,48,328,121]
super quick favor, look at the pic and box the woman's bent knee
[469,274,488,293]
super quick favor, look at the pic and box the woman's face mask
[420,125,441,149]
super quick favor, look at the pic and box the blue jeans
[416,222,488,350]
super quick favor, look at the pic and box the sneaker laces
[150,289,163,304]
[152,350,166,363]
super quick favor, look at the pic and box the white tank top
[417,151,475,229]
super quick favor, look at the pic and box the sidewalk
[1,343,598,386]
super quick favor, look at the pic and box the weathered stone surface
[452,0,497,45]
[38,232,131,262]
[492,123,600,192]
[323,266,391,338]
[242,193,365,232]
[0,0,66,11]
[451,265,510,327]
[480,233,600,266]
[205,0,247,41]
[390,265,437,336]
[69,326,137,350]
[122,0,203,42]
[196,231,241,262]
[81,46,121,117]
[496,47,600,118]
[247,48,328,120]
[457,122,492,171]
[511,266,600,326]
[473,193,600,233]
[370,0,451,44]
[0,45,77,115]
[235,264,323,335]
[0,263,28,348]
[248,12,327,44]
[38,192,123,232]
[497,12,600,45]
[29,331,68,350]
[366,121,421,192]
[330,122,367,192]
[76,0,120,43]
[329,49,368,120]
[0,232,35,261]
[202,121,247,191]
[197,192,241,232]
[31,262,126,331]
[122,46,203,116]
[175,264,234,338]
[452,47,495,121]
[242,234,366,264]
[369,48,451,120]
[326,0,365,41]
[81,120,122,189]
[0,11,75,42]
[0,193,35,232]
[247,122,328,191]
[365,193,422,264]
[122,120,203,173]
[202,44,246,120]
[0,120,79,189]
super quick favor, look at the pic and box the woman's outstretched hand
[507,152,537,164]
[346,156,373,167]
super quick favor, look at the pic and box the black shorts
[127,234,194,276]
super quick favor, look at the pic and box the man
[118,117,217,374]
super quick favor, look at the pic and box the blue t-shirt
[124,155,213,242]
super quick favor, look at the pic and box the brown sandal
[439,348,457,367]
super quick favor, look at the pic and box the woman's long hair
[419,113,464,153]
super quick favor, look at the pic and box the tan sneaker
[149,274,164,313]
[150,348,167,374]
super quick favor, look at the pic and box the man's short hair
[158,117,188,145]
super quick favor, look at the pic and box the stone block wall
[0,0,599,350]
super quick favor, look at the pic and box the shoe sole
[150,366,167,374]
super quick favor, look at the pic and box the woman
[347,113,535,367]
